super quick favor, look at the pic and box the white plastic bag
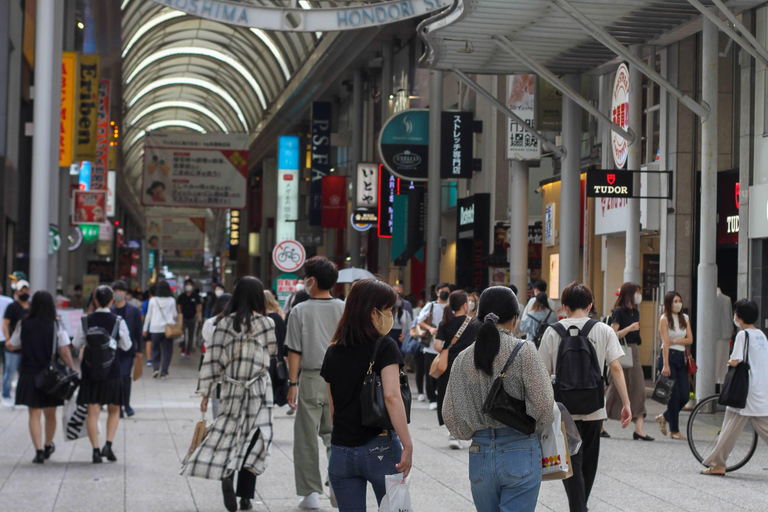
[62,394,89,441]
[378,474,413,512]
[539,401,572,481]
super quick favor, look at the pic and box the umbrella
[337,267,375,284]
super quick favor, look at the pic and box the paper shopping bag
[183,412,209,464]
[133,358,143,381]
[540,402,573,481]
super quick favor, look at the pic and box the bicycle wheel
[687,394,758,472]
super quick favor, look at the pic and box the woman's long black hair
[474,286,520,376]
[27,290,57,324]
[219,277,266,333]
[331,279,397,347]
[442,290,468,326]
[155,280,172,298]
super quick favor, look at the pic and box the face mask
[374,309,394,336]
[114,292,126,303]
[295,283,305,292]
[185,285,194,293]
[18,293,29,302]
[214,289,224,298]
[634,293,643,306]
[439,291,449,301]
[304,279,314,296]
[672,303,682,314]
[395,300,403,308]
[468,300,476,311]
[734,317,740,328]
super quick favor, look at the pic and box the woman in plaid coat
[182,277,277,512]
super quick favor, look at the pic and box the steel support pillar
[696,19,719,403]
[624,46,642,285]
[426,70,443,294]
[509,160,529,302]
[599,73,614,317]
[560,74,582,295]
[47,0,63,292]
[688,0,768,67]
[349,69,363,268]
[378,41,394,280]
[738,44,754,299]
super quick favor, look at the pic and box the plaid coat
[182,313,276,481]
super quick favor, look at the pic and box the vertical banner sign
[378,166,398,238]
[321,176,347,229]
[106,170,116,217]
[228,210,241,260]
[277,136,300,242]
[310,102,332,226]
[611,63,630,169]
[356,163,378,208]
[507,75,540,160]
[440,112,474,178]
[75,55,100,161]
[91,79,110,190]
[59,52,77,167]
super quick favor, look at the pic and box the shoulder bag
[429,316,471,379]
[35,323,80,401]
[651,375,675,405]
[361,337,412,429]
[719,332,750,408]
[156,298,183,339]
[685,345,698,374]
[482,341,536,435]
[618,337,634,369]
[409,302,434,345]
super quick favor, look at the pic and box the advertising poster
[107,170,116,217]
[73,190,107,224]
[91,79,110,191]
[321,176,347,229]
[276,135,300,241]
[146,217,206,251]
[75,54,100,161]
[507,75,540,160]
[143,132,249,208]
[59,52,77,167]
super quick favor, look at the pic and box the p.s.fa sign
[586,170,633,198]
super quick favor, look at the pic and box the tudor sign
[611,63,630,169]
[586,169,633,198]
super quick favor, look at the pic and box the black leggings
[225,428,260,499]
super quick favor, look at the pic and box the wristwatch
[288,381,298,387]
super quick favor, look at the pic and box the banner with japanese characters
[356,163,379,208]
[440,112,473,179]
[142,132,249,208]
[147,217,206,252]
[506,75,540,160]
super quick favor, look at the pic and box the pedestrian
[205,282,226,318]
[284,290,309,328]
[390,293,414,348]
[0,284,13,390]
[415,281,451,409]
[177,278,202,358]
[442,286,554,512]
[538,282,632,512]
[69,284,88,309]
[183,276,277,512]
[393,283,414,315]
[520,292,556,343]
[2,278,30,407]
[141,285,156,366]
[467,291,480,319]
[285,256,345,509]
[73,285,132,463]
[283,278,305,315]
[520,280,556,322]
[655,291,693,440]
[264,290,288,406]
[111,280,144,418]
[700,299,768,475]
[321,279,412,510]
[6,291,75,463]
[605,282,652,440]
[435,290,479,449]
[142,280,178,379]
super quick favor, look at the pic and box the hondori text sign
[151,0,449,31]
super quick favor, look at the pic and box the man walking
[177,279,201,358]
[111,281,144,417]
[286,257,345,509]
[416,282,451,409]
[2,278,30,407]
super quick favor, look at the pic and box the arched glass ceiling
[128,101,230,132]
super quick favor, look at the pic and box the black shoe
[125,405,135,417]
[32,451,45,464]
[102,444,117,462]
[119,409,125,419]
[600,430,611,439]
[44,443,55,459]
[240,498,253,510]
[153,370,160,378]
[221,478,237,512]
[633,432,654,441]
[92,449,102,464]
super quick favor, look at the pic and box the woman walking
[434,290,479,449]
[390,293,414,348]
[142,280,178,379]
[519,292,556,343]
[264,291,288,407]
[606,282,652,440]
[7,291,75,463]
[443,286,554,512]
[183,277,277,512]
[321,279,412,511]
[655,292,693,440]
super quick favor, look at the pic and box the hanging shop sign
[392,185,426,265]
[350,214,373,232]
[310,102,332,226]
[59,52,77,167]
[717,171,740,245]
[143,132,249,209]
[295,220,324,248]
[321,175,347,229]
[273,273,299,309]
[544,203,555,247]
[150,0,448,32]
[535,78,562,132]
[91,79,110,191]
[611,63,630,169]
[67,226,83,252]
[379,109,429,181]
[441,111,474,178]
[455,194,491,290]
[378,166,399,238]
[277,135,300,241]
[72,190,107,224]
[356,163,379,208]
[586,169,633,198]
[78,161,91,191]
[75,54,100,162]
[506,75,540,160]
[272,239,306,274]
[748,182,768,239]
[107,170,116,217]
[48,226,61,256]
[80,224,100,245]
[353,210,378,224]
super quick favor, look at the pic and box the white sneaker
[429,402,438,410]
[449,435,461,450]
[298,492,321,509]
[417,394,426,402]
[1,398,13,408]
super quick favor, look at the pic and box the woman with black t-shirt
[321,279,413,511]
[434,291,479,448]
[606,282,652,440]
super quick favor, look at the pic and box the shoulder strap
[82,315,89,332]
[366,336,386,374]
[111,316,122,340]
[499,341,526,377]
[50,320,58,359]
[550,322,569,340]
[744,331,750,364]
[222,322,258,378]
[450,316,472,346]
[543,310,553,323]
[579,319,598,338]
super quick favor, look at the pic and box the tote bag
[719,332,750,408]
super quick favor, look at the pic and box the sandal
[670,432,687,440]
[655,414,667,436]
[700,466,726,476]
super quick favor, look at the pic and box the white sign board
[356,163,379,209]
[147,217,206,251]
[749,183,768,239]
[506,75,540,160]
[272,239,306,274]
[277,136,300,242]
[107,170,116,217]
[143,132,248,209]
[611,63,630,169]
[595,197,628,235]
[544,203,555,247]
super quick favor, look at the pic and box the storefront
[455,194,490,290]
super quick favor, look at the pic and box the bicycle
[687,394,758,472]
[277,247,301,264]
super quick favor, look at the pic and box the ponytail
[443,302,455,325]
[443,290,468,326]
[473,287,519,376]
[474,315,501,376]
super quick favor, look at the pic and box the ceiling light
[145,120,207,133]
[250,29,291,81]
[77,21,84,29]
[122,11,186,58]
[129,100,229,132]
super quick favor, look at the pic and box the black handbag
[482,341,536,435]
[34,323,80,401]
[361,337,412,429]
[719,332,750,408]
[651,375,675,405]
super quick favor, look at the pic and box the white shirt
[142,297,178,333]
[72,308,132,351]
[521,296,557,324]
[661,313,689,352]
[729,328,768,417]
[201,316,217,347]
[416,301,446,355]
[8,321,71,349]
[0,295,13,341]
[538,317,624,421]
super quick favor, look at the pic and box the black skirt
[15,374,65,409]
[77,377,123,406]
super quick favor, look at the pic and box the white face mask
[214,289,224,298]
[114,292,126,303]
[185,285,193,293]
[304,279,314,296]
[468,300,476,311]
[634,293,643,306]
[295,283,305,292]
[734,317,741,328]
[672,303,682,314]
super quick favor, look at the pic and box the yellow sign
[75,55,100,161]
[59,52,77,167]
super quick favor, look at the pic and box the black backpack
[82,315,121,380]
[532,310,554,349]
[550,320,604,415]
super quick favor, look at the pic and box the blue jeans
[469,428,542,512]
[2,350,21,399]
[659,350,689,433]
[328,431,402,512]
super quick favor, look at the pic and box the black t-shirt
[4,301,29,337]
[436,315,480,368]
[321,335,404,447]
[612,307,641,345]
[177,293,201,319]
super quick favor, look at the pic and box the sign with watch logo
[586,170,633,198]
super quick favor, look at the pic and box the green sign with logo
[48,227,61,255]
[81,224,100,245]
[378,109,429,181]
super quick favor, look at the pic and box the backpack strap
[550,322,569,340]
[579,319,599,338]
[744,331,750,365]
[111,316,123,342]
[499,341,526,377]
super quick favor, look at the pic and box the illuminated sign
[91,79,110,191]
[59,52,77,167]
[75,55,100,161]
[277,136,300,242]
[378,165,399,238]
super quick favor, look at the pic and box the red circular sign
[272,240,306,273]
